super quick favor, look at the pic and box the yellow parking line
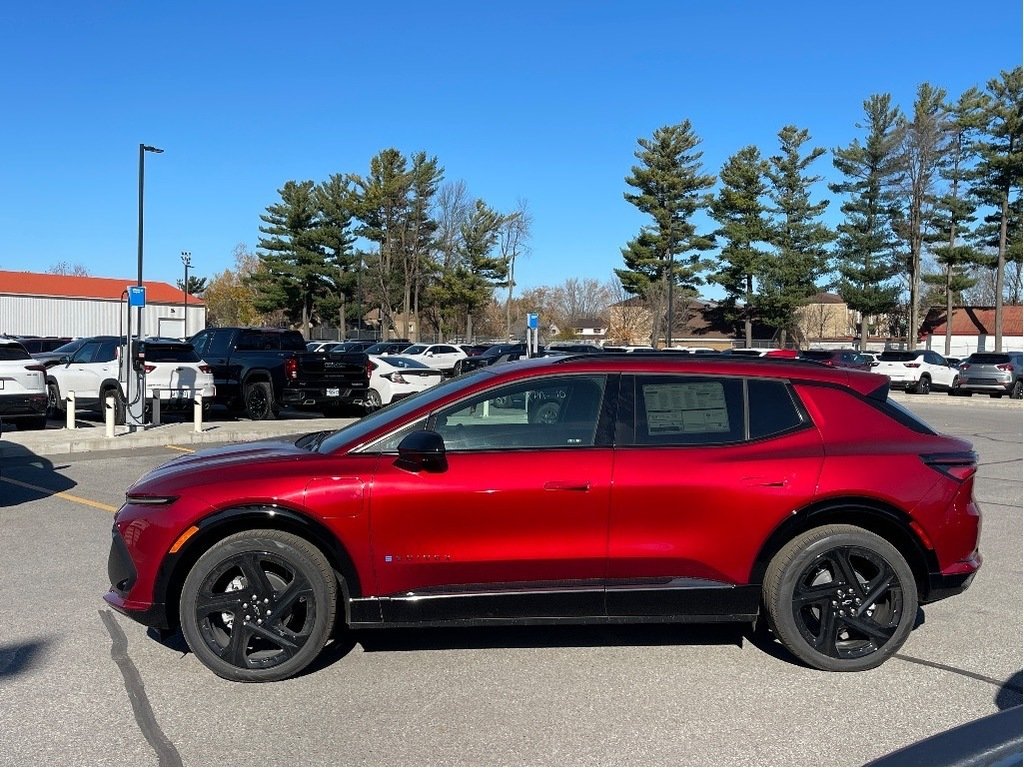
[0,476,119,513]
[164,445,195,454]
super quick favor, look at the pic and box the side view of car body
[105,355,982,682]
[872,349,958,393]
[398,344,467,374]
[799,348,873,371]
[0,338,48,429]
[44,335,126,420]
[956,351,1023,398]
[364,355,443,410]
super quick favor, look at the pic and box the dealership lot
[0,396,1020,766]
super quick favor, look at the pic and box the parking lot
[0,394,1020,766]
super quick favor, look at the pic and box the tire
[101,386,126,425]
[1013,380,1023,400]
[179,529,337,682]
[46,381,63,417]
[363,388,382,414]
[762,524,917,672]
[453,360,463,376]
[244,382,276,420]
[914,375,931,395]
[947,375,960,395]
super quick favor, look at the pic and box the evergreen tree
[252,180,329,338]
[403,153,442,340]
[970,67,1023,350]
[709,145,770,347]
[923,88,985,355]
[830,94,904,349]
[892,83,949,348]
[760,125,834,345]
[176,275,208,296]
[617,120,716,346]
[314,173,359,337]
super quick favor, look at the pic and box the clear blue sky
[1,1,1020,297]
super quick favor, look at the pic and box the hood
[130,438,307,494]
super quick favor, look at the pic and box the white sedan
[365,355,443,410]
[397,343,467,374]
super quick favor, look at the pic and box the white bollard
[151,391,161,426]
[66,391,76,430]
[193,392,203,433]
[105,395,115,438]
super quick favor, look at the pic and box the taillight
[904,362,920,368]
[24,364,46,373]
[960,363,970,371]
[384,372,407,384]
[143,364,156,374]
[199,365,211,374]
[922,451,978,481]
[366,360,377,378]
[996,363,1013,372]
[285,357,298,381]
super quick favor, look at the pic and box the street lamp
[137,143,164,307]
[180,250,192,337]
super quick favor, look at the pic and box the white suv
[0,339,48,430]
[871,349,958,394]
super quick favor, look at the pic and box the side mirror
[60,355,71,365]
[396,430,447,472]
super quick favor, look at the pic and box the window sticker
[644,381,730,434]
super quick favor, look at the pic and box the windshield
[379,356,429,369]
[403,344,427,355]
[966,353,1010,364]
[315,367,493,454]
[879,351,916,361]
[49,339,86,355]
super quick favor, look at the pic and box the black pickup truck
[187,327,370,419]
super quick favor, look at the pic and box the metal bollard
[66,391,76,430]
[193,392,203,433]
[105,395,115,438]
[151,391,161,426]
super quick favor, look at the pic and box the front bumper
[104,523,172,628]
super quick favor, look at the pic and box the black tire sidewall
[180,530,336,682]
[244,382,275,420]
[765,526,918,672]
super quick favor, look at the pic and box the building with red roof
[919,305,1023,356]
[0,270,206,339]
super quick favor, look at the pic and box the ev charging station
[125,285,147,430]
[525,312,540,356]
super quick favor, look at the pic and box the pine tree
[970,67,1023,351]
[923,88,985,355]
[617,120,716,346]
[314,173,359,337]
[252,180,329,338]
[760,125,834,345]
[892,83,950,348]
[709,145,770,347]
[830,94,904,349]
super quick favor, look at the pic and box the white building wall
[923,333,1024,357]
[0,295,206,339]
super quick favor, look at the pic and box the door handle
[544,481,590,492]
[741,476,788,488]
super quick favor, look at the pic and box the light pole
[137,143,164,326]
[181,250,192,338]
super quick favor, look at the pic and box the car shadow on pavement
[996,670,1023,710]
[353,622,746,655]
[0,442,76,506]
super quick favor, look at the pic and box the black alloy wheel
[763,525,917,672]
[180,530,336,682]
[914,375,931,395]
[244,381,275,420]
[1013,379,1023,399]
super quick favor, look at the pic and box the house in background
[607,297,774,349]
[0,270,204,339]
[919,305,1024,356]
[566,317,609,342]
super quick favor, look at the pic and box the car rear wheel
[913,375,931,395]
[101,386,126,425]
[364,388,382,413]
[763,525,917,672]
[46,381,62,417]
[1013,380,1023,399]
[244,381,276,420]
[179,530,337,682]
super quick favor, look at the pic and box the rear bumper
[281,383,369,406]
[923,552,982,603]
[0,392,47,417]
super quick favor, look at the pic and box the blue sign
[526,312,539,330]
[128,286,146,307]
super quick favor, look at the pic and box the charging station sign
[128,286,146,307]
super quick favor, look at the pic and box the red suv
[105,355,982,681]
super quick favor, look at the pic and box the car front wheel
[179,530,337,682]
[763,524,917,672]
